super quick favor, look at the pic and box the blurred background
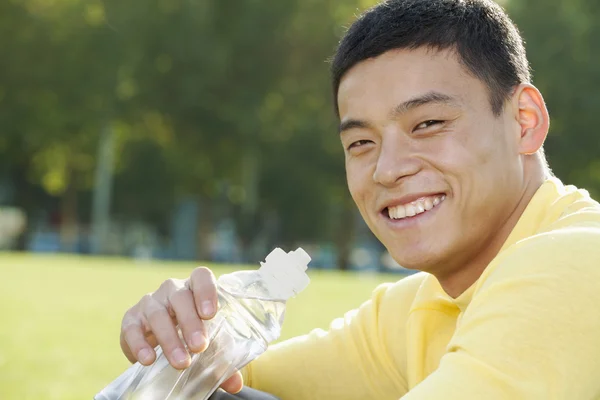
[0,0,599,398]
[0,0,599,269]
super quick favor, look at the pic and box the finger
[189,267,218,319]
[143,294,191,369]
[144,332,159,349]
[121,305,156,365]
[168,287,208,353]
[220,371,244,394]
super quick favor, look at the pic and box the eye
[415,120,444,131]
[347,140,373,150]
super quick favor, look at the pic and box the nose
[372,134,421,187]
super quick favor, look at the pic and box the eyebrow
[392,91,459,116]
[338,119,371,134]
[338,91,460,134]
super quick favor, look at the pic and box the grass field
[0,252,403,400]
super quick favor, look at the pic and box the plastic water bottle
[94,248,311,400]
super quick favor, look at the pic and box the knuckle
[121,315,140,331]
[122,304,143,330]
[159,278,178,292]
[144,304,166,321]
[141,296,167,320]
[167,285,189,305]
[121,306,136,323]
[140,293,154,307]
[191,267,214,282]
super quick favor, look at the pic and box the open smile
[380,194,446,226]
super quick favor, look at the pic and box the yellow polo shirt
[243,178,600,399]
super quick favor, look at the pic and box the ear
[511,84,550,155]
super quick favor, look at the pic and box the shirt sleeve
[402,228,600,400]
[242,282,410,400]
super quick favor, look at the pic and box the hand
[119,267,244,394]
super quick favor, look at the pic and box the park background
[1,0,599,398]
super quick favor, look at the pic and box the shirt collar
[410,178,568,313]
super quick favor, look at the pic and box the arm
[403,230,600,399]
[243,281,413,400]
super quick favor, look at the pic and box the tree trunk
[11,161,33,251]
[196,196,213,262]
[336,203,355,271]
[59,167,79,252]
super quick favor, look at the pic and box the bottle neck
[217,285,285,344]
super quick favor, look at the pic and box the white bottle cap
[258,247,311,300]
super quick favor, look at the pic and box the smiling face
[338,48,530,277]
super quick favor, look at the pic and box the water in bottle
[94,247,311,400]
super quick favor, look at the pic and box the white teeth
[388,207,397,219]
[424,198,433,211]
[386,194,445,220]
[415,202,425,214]
[396,206,406,219]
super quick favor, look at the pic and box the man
[119,0,600,398]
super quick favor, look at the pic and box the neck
[437,168,546,298]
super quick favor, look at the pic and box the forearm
[401,352,536,400]
[243,288,409,400]
[243,329,377,400]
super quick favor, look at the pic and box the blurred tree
[103,0,372,266]
[0,0,123,249]
[0,0,380,268]
[508,0,600,198]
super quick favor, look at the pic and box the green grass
[0,252,404,400]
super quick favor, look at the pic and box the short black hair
[331,0,531,116]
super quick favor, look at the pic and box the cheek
[421,132,504,212]
[433,125,503,176]
[469,118,516,166]
[438,133,519,219]
[345,166,362,200]
[345,161,372,203]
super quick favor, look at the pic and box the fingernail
[137,348,153,364]
[202,301,214,316]
[191,331,205,349]
[172,348,190,365]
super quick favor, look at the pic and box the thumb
[220,371,244,394]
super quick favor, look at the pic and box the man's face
[337,48,525,273]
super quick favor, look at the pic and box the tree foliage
[507,0,600,197]
[1,0,598,265]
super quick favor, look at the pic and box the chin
[388,249,444,272]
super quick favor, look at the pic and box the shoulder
[371,272,427,314]
[511,225,600,266]
[495,180,600,279]
[481,225,600,293]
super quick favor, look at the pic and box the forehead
[337,48,488,118]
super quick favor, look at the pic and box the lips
[384,194,446,220]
